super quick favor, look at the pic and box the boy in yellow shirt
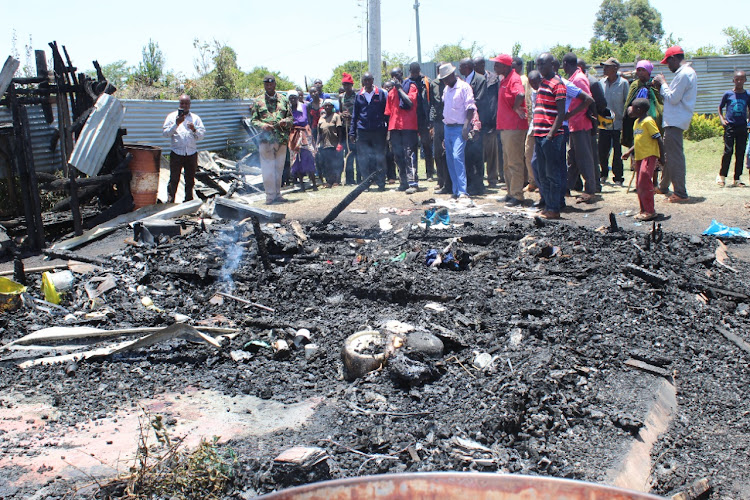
[622,98,665,221]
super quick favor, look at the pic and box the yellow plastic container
[0,277,27,312]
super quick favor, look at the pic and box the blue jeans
[534,135,566,213]
[444,124,467,196]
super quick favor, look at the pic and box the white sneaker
[457,193,472,205]
[716,175,726,186]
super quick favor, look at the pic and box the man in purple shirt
[438,63,476,200]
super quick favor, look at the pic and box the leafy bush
[685,114,724,141]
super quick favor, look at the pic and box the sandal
[667,194,689,203]
[634,212,657,222]
[716,175,726,187]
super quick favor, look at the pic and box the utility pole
[368,0,382,86]
[414,0,422,64]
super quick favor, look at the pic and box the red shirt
[385,81,418,131]
[533,76,567,137]
[568,68,592,132]
[496,70,528,131]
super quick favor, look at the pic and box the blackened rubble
[1,213,749,499]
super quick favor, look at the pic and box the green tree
[548,44,584,63]
[381,51,412,82]
[135,39,165,86]
[511,42,522,58]
[93,60,133,86]
[239,67,296,97]
[593,0,663,45]
[593,0,628,44]
[428,40,480,63]
[212,45,241,99]
[624,0,663,44]
[690,45,722,57]
[323,60,367,93]
[723,26,750,54]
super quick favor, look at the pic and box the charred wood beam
[251,216,272,271]
[40,171,131,192]
[623,264,668,286]
[318,168,379,227]
[35,50,48,78]
[42,248,109,266]
[82,194,134,230]
[17,104,45,249]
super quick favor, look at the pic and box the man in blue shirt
[718,70,750,187]
[350,72,388,191]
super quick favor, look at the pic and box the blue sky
[3,0,738,89]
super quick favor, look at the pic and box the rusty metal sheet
[257,473,666,500]
[69,93,125,176]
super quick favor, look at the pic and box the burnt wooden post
[10,86,46,249]
[50,42,82,236]
[18,106,45,247]
[8,86,39,247]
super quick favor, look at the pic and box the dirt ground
[253,175,750,261]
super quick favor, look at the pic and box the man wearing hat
[250,75,294,204]
[492,53,528,207]
[652,46,697,202]
[438,62,476,201]
[339,73,358,184]
[599,57,630,186]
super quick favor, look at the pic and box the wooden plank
[671,477,711,500]
[716,326,750,356]
[624,358,671,378]
[4,325,236,347]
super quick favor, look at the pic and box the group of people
[165,45,746,222]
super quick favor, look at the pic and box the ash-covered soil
[1,212,749,499]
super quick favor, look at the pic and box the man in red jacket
[385,67,420,194]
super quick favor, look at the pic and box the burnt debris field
[1,210,749,499]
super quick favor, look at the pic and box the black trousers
[356,129,387,188]
[390,130,419,187]
[433,122,450,191]
[319,148,343,185]
[417,126,435,178]
[598,129,624,183]
[465,134,484,195]
[168,152,197,202]
[343,124,358,184]
[720,125,748,180]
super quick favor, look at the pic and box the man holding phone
[162,94,205,203]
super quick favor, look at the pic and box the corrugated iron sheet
[0,104,63,173]
[0,57,20,99]
[69,94,125,176]
[595,54,750,114]
[120,99,254,152]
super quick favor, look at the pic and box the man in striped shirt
[532,53,568,219]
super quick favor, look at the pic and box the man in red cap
[652,46,697,202]
[339,72,358,184]
[492,53,528,207]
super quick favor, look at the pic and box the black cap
[263,75,276,83]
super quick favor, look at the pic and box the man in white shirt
[162,95,205,203]
[653,46,697,202]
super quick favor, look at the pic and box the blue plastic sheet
[703,220,750,239]
[422,207,450,226]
